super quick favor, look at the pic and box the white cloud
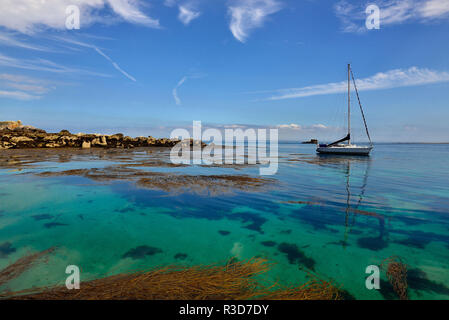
[223,124,248,128]
[0,73,55,100]
[5,82,50,95]
[178,6,201,25]
[335,0,449,32]
[0,0,159,34]
[0,31,53,51]
[228,0,282,42]
[0,52,109,77]
[277,123,301,129]
[420,0,449,18]
[108,0,159,27]
[277,123,327,130]
[173,76,187,105]
[275,123,334,142]
[164,0,178,7]
[0,90,41,100]
[164,1,201,25]
[265,67,449,100]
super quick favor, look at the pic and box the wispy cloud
[277,123,328,130]
[108,0,160,28]
[228,0,282,42]
[335,0,449,32]
[178,5,201,25]
[0,73,55,100]
[0,52,110,77]
[0,0,159,34]
[93,47,136,82]
[0,31,54,51]
[53,37,136,82]
[0,90,40,100]
[164,0,201,25]
[277,123,301,129]
[172,73,205,105]
[420,0,449,17]
[173,76,187,105]
[263,67,449,100]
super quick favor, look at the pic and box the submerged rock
[122,245,163,260]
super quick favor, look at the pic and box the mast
[347,64,351,145]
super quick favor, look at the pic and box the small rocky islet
[0,121,204,150]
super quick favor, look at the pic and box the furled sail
[328,133,351,147]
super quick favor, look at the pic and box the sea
[1,142,448,299]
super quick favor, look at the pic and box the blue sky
[1,0,449,142]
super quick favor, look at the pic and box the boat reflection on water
[308,153,382,249]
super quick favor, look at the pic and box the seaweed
[378,279,397,300]
[0,248,55,287]
[44,222,68,229]
[0,242,16,258]
[229,212,267,234]
[122,245,163,260]
[31,214,53,221]
[380,256,408,300]
[115,207,135,213]
[357,236,388,251]
[327,240,349,247]
[174,253,188,260]
[357,218,388,251]
[407,268,449,296]
[378,257,449,299]
[38,165,276,196]
[338,289,356,300]
[136,174,274,196]
[2,258,341,300]
[260,241,277,247]
[394,236,430,249]
[277,243,315,271]
[289,206,339,233]
[391,229,449,248]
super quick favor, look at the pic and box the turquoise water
[1,144,449,299]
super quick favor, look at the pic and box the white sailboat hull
[316,145,373,156]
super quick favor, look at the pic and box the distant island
[0,120,203,150]
[302,139,318,144]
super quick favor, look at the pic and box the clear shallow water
[0,143,449,299]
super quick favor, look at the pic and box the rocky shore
[0,121,203,150]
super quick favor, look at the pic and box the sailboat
[316,64,373,156]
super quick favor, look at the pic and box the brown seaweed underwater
[1,148,276,196]
[0,249,341,300]
[0,247,412,300]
